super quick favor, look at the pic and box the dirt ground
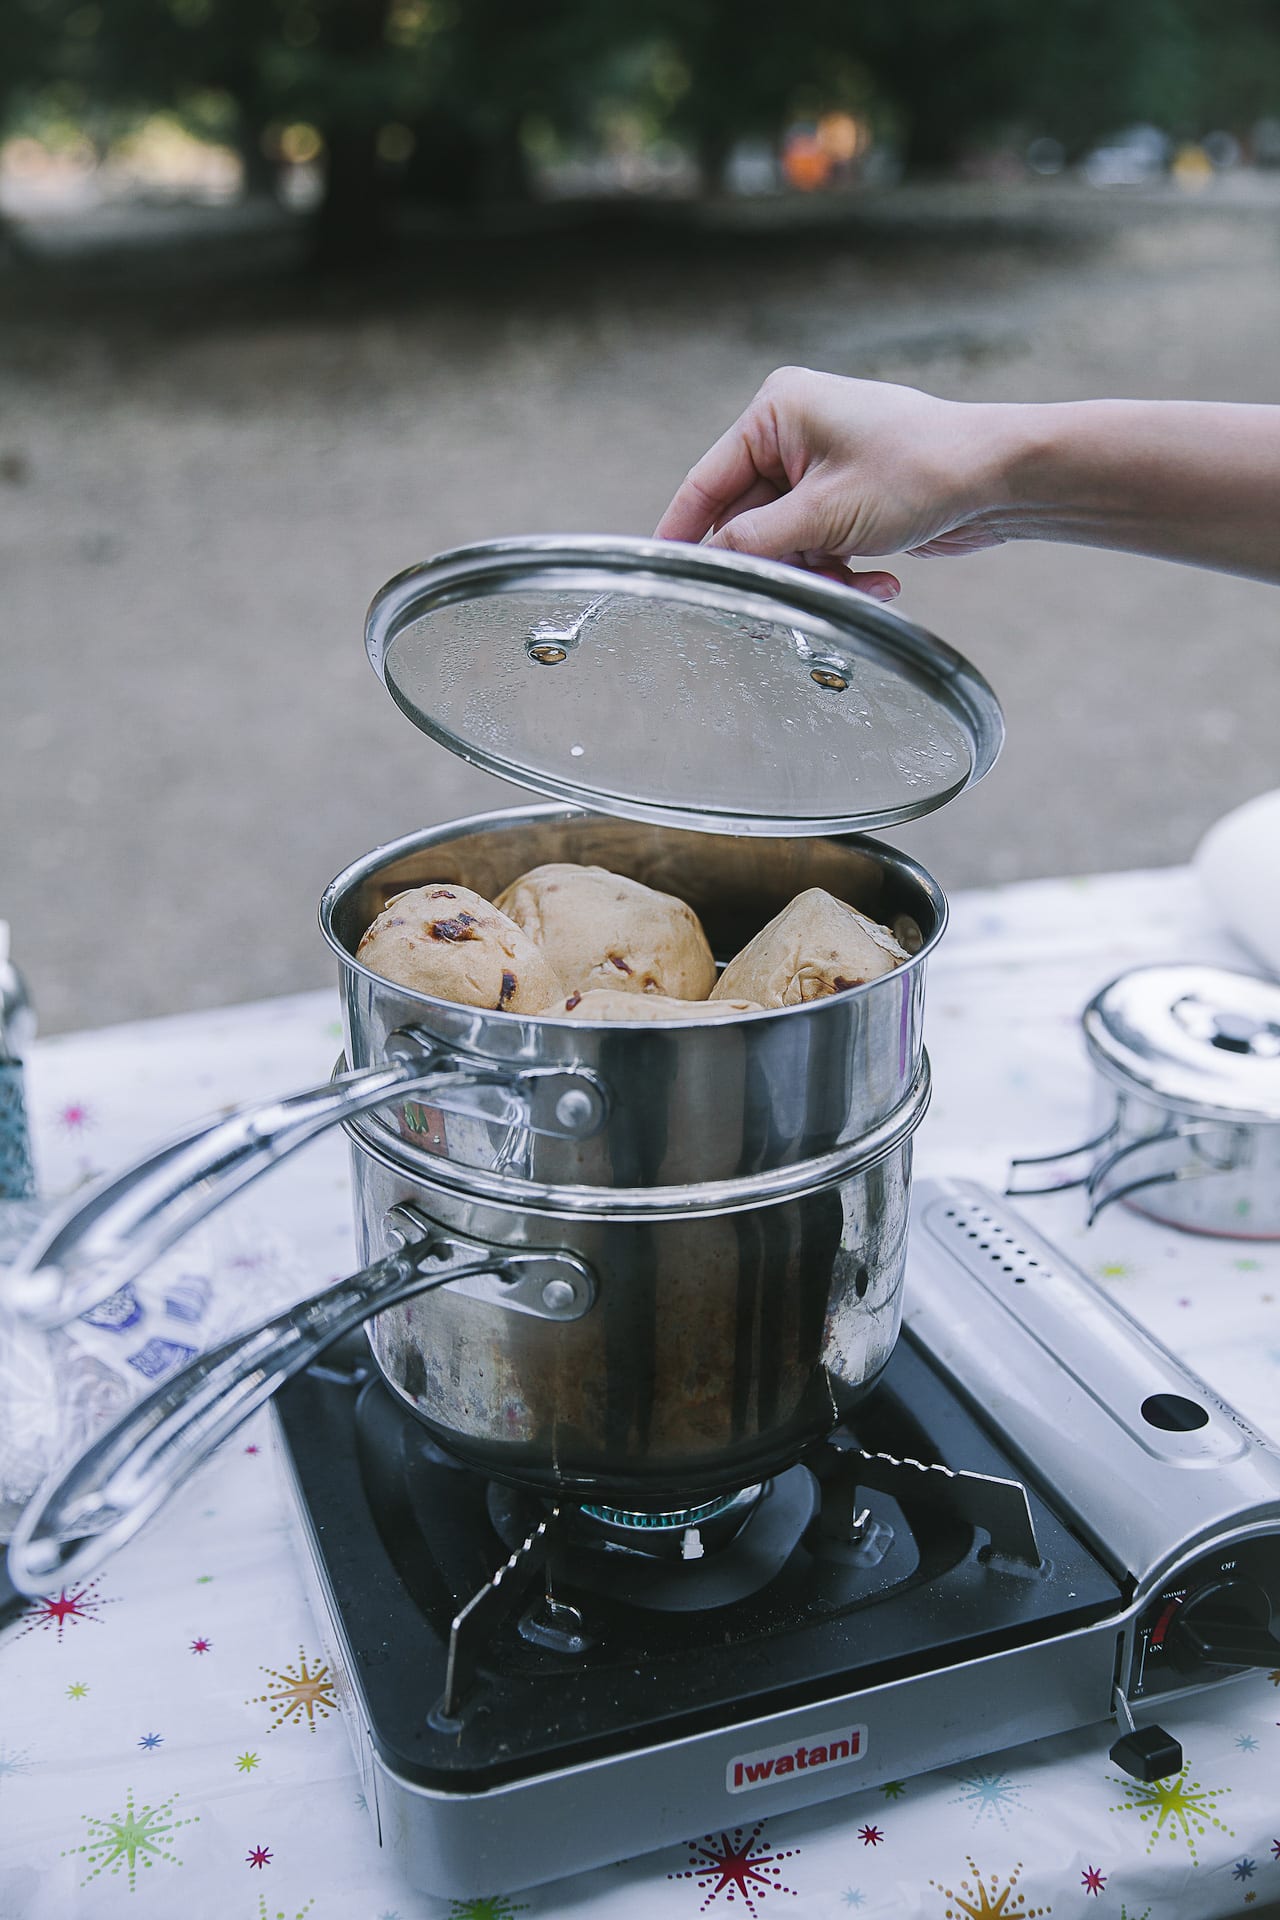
[1,179,1278,1033]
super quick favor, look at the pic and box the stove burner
[489,1472,817,1610]
[581,1489,754,1532]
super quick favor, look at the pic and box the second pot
[345,1064,926,1504]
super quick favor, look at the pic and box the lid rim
[366,534,1004,836]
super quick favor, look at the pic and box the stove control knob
[1109,1724,1184,1783]
[1166,1579,1280,1672]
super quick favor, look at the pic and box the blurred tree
[3,0,1280,271]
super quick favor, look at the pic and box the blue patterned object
[0,1062,35,1201]
[126,1336,199,1380]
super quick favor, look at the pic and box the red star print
[244,1444,260,1454]
[1272,1839,1280,1861]
[58,1103,91,1132]
[858,1825,883,1846]
[245,1844,272,1869]
[17,1580,112,1642]
[1082,1864,1107,1894]
[190,1637,212,1654]
[668,1822,800,1916]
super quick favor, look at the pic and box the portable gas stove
[273,1179,1280,1900]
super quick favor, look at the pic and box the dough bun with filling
[495,863,716,1001]
[539,988,761,1022]
[356,883,563,1012]
[710,886,908,1007]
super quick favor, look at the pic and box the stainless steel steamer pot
[3,818,935,1583]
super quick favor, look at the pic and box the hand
[654,366,1010,601]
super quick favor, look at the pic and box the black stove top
[274,1328,1124,1797]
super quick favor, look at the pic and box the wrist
[973,399,1135,543]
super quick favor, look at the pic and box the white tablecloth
[3,866,1279,1920]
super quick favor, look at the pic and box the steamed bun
[356,883,563,1012]
[495,864,715,1001]
[710,887,908,1007]
[539,988,760,1022]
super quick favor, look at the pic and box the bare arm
[654,368,1280,599]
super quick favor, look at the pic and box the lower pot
[5,1064,927,1594]
[346,1068,926,1504]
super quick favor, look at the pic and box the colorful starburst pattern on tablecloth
[668,1822,800,1916]
[0,1743,35,1783]
[246,1844,272,1869]
[880,1780,907,1799]
[138,1733,163,1751]
[16,1576,114,1641]
[1233,1858,1257,1880]
[1272,1838,1280,1860]
[1269,1671,1280,1686]
[1107,1765,1233,1861]
[58,1102,92,1132]
[247,1648,338,1733]
[950,1771,1028,1829]
[859,1825,883,1846]
[63,1787,198,1891]
[929,1858,1050,1918]
[1236,1733,1260,1751]
[841,1893,866,1908]
[236,1751,260,1773]
[445,1899,529,1919]
[1080,1865,1106,1895]
[66,1680,89,1700]
[190,1636,212,1654]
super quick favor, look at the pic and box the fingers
[654,412,784,544]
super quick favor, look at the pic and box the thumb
[707,486,831,565]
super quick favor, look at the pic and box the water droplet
[570,743,585,757]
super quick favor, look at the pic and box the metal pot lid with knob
[1083,964,1280,1125]
[365,535,1004,836]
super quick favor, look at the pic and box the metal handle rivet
[554,1088,594,1132]
[527,642,568,665]
[541,1278,576,1313]
[810,667,848,692]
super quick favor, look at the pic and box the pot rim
[318,801,948,1028]
[340,1054,931,1220]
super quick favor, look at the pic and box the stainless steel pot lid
[365,535,1004,836]
[1084,963,1280,1123]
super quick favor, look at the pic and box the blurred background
[1,0,1278,1032]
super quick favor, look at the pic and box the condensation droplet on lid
[570,744,585,757]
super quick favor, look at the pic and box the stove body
[273,1180,1280,1899]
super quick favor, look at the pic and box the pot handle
[2,1031,608,1331]
[7,1221,596,1593]
[1084,1121,1243,1224]
[1005,1119,1120,1198]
